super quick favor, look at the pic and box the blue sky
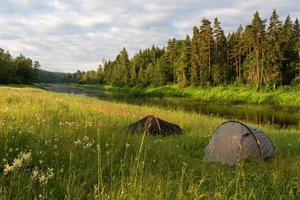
[0,0,299,72]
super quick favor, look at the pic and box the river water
[42,84,300,128]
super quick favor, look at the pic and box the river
[42,84,300,128]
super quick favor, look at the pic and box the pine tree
[282,15,295,84]
[212,18,227,84]
[177,35,191,87]
[199,18,214,85]
[292,18,300,83]
[191,27,201,86]
[248,11,266,86]
[165,39,177,83]
[265,9,283,87]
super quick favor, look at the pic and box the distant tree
[14,55,34,84]
[165,38,177,83]
[0,49,14,84]
[177,35,191,87]
[191,26,201,86]
[263,9,283,87]
[199,18,214,85]
[281,15,295,84]
[212,18,228,85]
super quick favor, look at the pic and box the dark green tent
[127,115,182,135]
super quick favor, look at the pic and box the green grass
[74,83,300,106]
[0,86,299,199]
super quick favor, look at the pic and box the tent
[204,121,275,165]
[127,115,182,135]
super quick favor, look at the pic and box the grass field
[0,86,299,199]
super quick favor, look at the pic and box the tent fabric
[204,121,275,165]
[127,115,182,135]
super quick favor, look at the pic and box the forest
[0,49,39,84]
[71,10,300,88]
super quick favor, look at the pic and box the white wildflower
[125,143,130,148]
[3,164,13,175]
[3,151,31,175]
[38,168,54,186]
[39,174,46,185]
[73,139,82,145]
[82,136,89,142]
[83,141,94,149]
[32,168,39,179]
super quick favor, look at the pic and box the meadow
[0,86,299,199]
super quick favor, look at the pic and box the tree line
[0,49,40,84]
[71,10,299,88]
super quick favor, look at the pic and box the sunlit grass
[0,86,299,199]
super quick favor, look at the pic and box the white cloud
[0,0,299,72]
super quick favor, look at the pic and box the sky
[0,0,299,73]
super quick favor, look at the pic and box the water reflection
[43,84,300,128]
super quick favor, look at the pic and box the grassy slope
[0,86,299,199]
[78,84,300,106]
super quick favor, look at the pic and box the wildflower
[83,141,94,149]
[39,175,46,185]
[3,151,31,175]
[73,139,82,145]
[125,143,130,148]
[82,136,89,142]
[38,168,54,186]
[32,168,39,179]
[3,164,13,175]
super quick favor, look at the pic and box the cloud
[0,0,299,72]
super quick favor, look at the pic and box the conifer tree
[212,18,227,84]
[265,9,283,87]
[177,35,191,87]
[191,27,201,86]
[199,18,214,85]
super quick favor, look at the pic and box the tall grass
[0,86,299,199]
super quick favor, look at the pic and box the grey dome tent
[204,121,275,165]
[127,115,182,135]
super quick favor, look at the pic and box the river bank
[69,84,300,106]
